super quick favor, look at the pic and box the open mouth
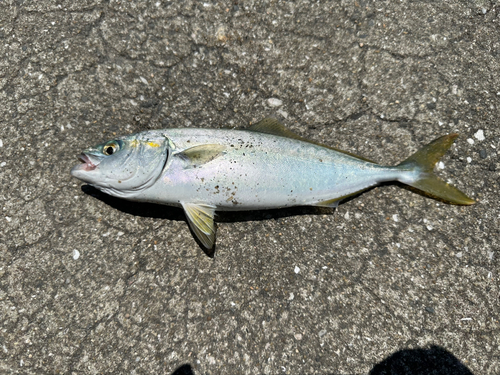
[77,153,97,171]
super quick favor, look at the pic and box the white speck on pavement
[474,129,485,141]
[267,98,282,107]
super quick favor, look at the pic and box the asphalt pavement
[1,1,499,374]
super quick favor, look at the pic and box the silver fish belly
[71,118,475,254]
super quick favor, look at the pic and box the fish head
[71,132,170,198]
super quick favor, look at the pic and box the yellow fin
[247,118,303,139]
[179,144,226,167]
[314,188,372,208]
[247,118,377,164]
[181,202,217,250]
[397,134,475,205]
[313,197,342,208]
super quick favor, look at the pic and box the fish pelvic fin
[181,202,217,253]
[396,134,475,205]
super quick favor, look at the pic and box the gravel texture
[1,1,499,374]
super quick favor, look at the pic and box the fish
[71,118,475,255]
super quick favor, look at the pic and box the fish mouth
[71,153,100,177]
[77,153,97,171]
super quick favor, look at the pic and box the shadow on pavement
[81,184,335,224]
[168,346,474,375]
[81,185,187,222]
[369,345,474,375]
[81,184,336,257]
[171,364,195,375]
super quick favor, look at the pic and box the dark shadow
[81,181,459,258]
[82,182,443,226]
[369,345,474,375]
[81,185,186,222]
[171,364,195,375]
[81,184,338,257]
[166,346,474,375]
[81,184,336,224]
[215,204,335,223]
[83,184,220,256]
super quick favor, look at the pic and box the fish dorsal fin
[178,144,226,168]
[246,117,377,164]
[247,118,305,140]
[181,202,217,252]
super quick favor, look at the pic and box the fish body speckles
[71,118,475,255]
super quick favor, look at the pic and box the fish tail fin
[396,134,475,205]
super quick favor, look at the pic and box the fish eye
[103,141,119,156]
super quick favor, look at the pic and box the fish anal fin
[314,197,342,208]
[178,144,226,168]
[181,202,217,252]
[247,117,377,164]
[314,188,372,208]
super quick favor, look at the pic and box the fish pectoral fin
[247,118,377,164]
[178,144,226,168]
[181,202,217,250]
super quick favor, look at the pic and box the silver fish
[71,118,475,253]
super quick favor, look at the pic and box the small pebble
[425,306,435,314]
[474,129,485,141]
[294,266,300,274]
[267,98,283,107]
[72,249,80,260]
[277,109,288,119]
[479,149,487,159]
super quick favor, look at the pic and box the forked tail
[396,134,475,205]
